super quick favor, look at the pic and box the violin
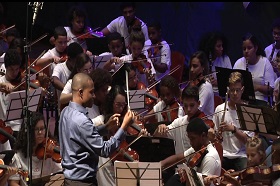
[128,18,142,34]
[74,26,104,40]
[147,42,163,59]
[0,119,13,144]
[161,100,180,122]
[35,137,61,163]
[109,141,139,162]
[187,145,208,168]
[131,53,152,74]
[0,159,28,178]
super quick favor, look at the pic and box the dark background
[1,2,280,68]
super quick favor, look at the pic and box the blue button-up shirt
[59,101,126,181]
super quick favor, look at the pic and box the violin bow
[98,134,144,170]
[0,24,15,35]
[71,27,101,40]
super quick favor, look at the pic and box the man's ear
[79,89,83,97]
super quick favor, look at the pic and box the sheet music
[126,89,146,110]
[6,88,43,121]
[93,54,113,69]
[114,161,162,186]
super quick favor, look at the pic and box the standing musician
[58,73,134,186]
[49,6,93,56]
[161,117,221,186]
[8,111,62,186]
[185,50,214,119]
[145,75,184,123]
[213,72,254,171]
[265,17,280,78]
[36,26,68,77]
[143,20,171,81]
[101,2,149,54]
[0,49,23,148]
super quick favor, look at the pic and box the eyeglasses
[34,127,46,133]
[229,88,243,94]
[114,102,127,108]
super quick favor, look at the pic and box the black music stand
[114,161,162,186]
[144,121,172,135]
[0,150,15,165]
[5,88,43,122]
[215,66,255,101]
[236,103,280,135]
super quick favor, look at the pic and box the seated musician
[213,72,255,172]
[154,85,215,155]
[104,30,156,87]
[203,136,267,186]
[36,26,68,77]
[8,111,62,186]
[181,51,214,119]
[0,49,23,148]
[161,117,221,186]
[145,75,184,123]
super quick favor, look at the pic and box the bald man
[59,73,134,186]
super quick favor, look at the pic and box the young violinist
[185,50,214,119]
[161,117,221,186]
[0,49,23,147]
[60,53,94,109]
[143,20,171,81]
[87,68,112,127]
[51,42,83,112]
[154,85,215,155]
[145,75,184,123]
[273,51,280,107]
[49,6,93,56]
[0,165,17,186]
[213,71,254,172]
[101,2,149,54]
[8,111,62,186]
[113,30,156,87]
[36,26,68,77]
[0,27,20,57]
[58,72,134,186]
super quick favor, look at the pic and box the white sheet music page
[114,161,162,186]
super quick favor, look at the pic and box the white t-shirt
[265,43,279,79]
[61,79,72,95]
[213,102,254,159]
[153,100,185,122]
[184,143,221,178]
[106,16,149,49]
[210,55,232,94]
[143,40,171,81]
[64,26,87,51]
[9,152,62,186]
[40,47,66,76]
[199,81,214,119]
[52,62,71,108]
[0,76,23,131]
[167,115,190,154]
[233,56,275,101]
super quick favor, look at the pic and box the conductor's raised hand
[121,109,135,130]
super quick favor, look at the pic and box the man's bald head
[72,73,93,91]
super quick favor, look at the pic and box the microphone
[32,2,44,26]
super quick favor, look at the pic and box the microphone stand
[24,2,46,185]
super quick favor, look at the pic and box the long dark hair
[68,53,93,80]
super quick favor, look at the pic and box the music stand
[6,88,43,122]
[215,66,255,101]
[93,53,113,69]
[0,150,15,165]
[236,103,280,135]
[126,89,146,110]
[32,172,64,186]
[114,161,162,186]
[144,121,172,135]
